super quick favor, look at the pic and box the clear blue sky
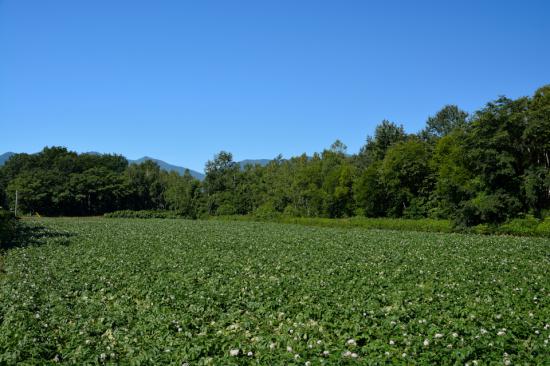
[1,0,549,172]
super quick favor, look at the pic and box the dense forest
[1,85,549,227]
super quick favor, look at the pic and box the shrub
[498,216,540,236]
[0,209,16,247]
[253,202,281,221]
[215,204,236,216]
[104,210,183,219]
[536,218,550,236]
[454,192,522,229]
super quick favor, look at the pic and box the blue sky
[1,0,549,172]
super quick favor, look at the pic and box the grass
[1,218,549,364]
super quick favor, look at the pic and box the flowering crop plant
[0,218,548,364]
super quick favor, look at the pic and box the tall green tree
[380,139,432,217]
[421,105,468,141]
[203,151,240,215]
[356,120,407,168]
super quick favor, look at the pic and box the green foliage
[420,105,468,141]
[2,148,131,216]
[104,210,183,219]
[380,139,432,217]
[353,161,387,217]
[1,85,549,228]
[0,209,16,247]
[535,217,550,236]
[1,218,548,364]
[455,192,522,228]
[216,215,454,233]
[163,171,201,218]
[430,129,474,218]
[356,120,407,167]
[253,201,281,220]
[497,216,540,236]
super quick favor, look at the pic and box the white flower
[351,353,358,358]
[99,353,106,361]
[389,340,395,345]
[435,333,444,338]
[346,339,356,346]
[294,354,300,359]
[305,362,311,366]
[452,332,458,338]
[323,350,330,356]
[269,342,276,350]
[385,351,390,356]
[402,353,407,357]
[316,340,322,345]
[247,351,253,357]
[497,331,506,336]
[287,346,293,353]
[229,349,239,356]
[480,328,488,334]
[423,339,430,347]
[343,351,352,357]
[504,360,511,366]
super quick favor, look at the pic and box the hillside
[128,157,204,180]
[0,152,15,165]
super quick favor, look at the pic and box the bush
[215,204,236,216]
[0,209,17,247]
[282,205,301,217]
[104,210,183,219]
[535,218,550,236]
[497,216,540,236]
[454,193,522,228]
[253,202,281,221]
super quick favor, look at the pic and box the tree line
[1,85,548,227]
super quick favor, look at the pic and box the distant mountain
[238,159,271,169]
[129,157,205,180]
[0,152,15,165]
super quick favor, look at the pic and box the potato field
[0,218,548,364]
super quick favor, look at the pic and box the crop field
[0,218,549,364]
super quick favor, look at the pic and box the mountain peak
[128,157,205,180]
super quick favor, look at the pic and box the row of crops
[0,218,548,364]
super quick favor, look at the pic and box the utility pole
[14,190,18,217]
